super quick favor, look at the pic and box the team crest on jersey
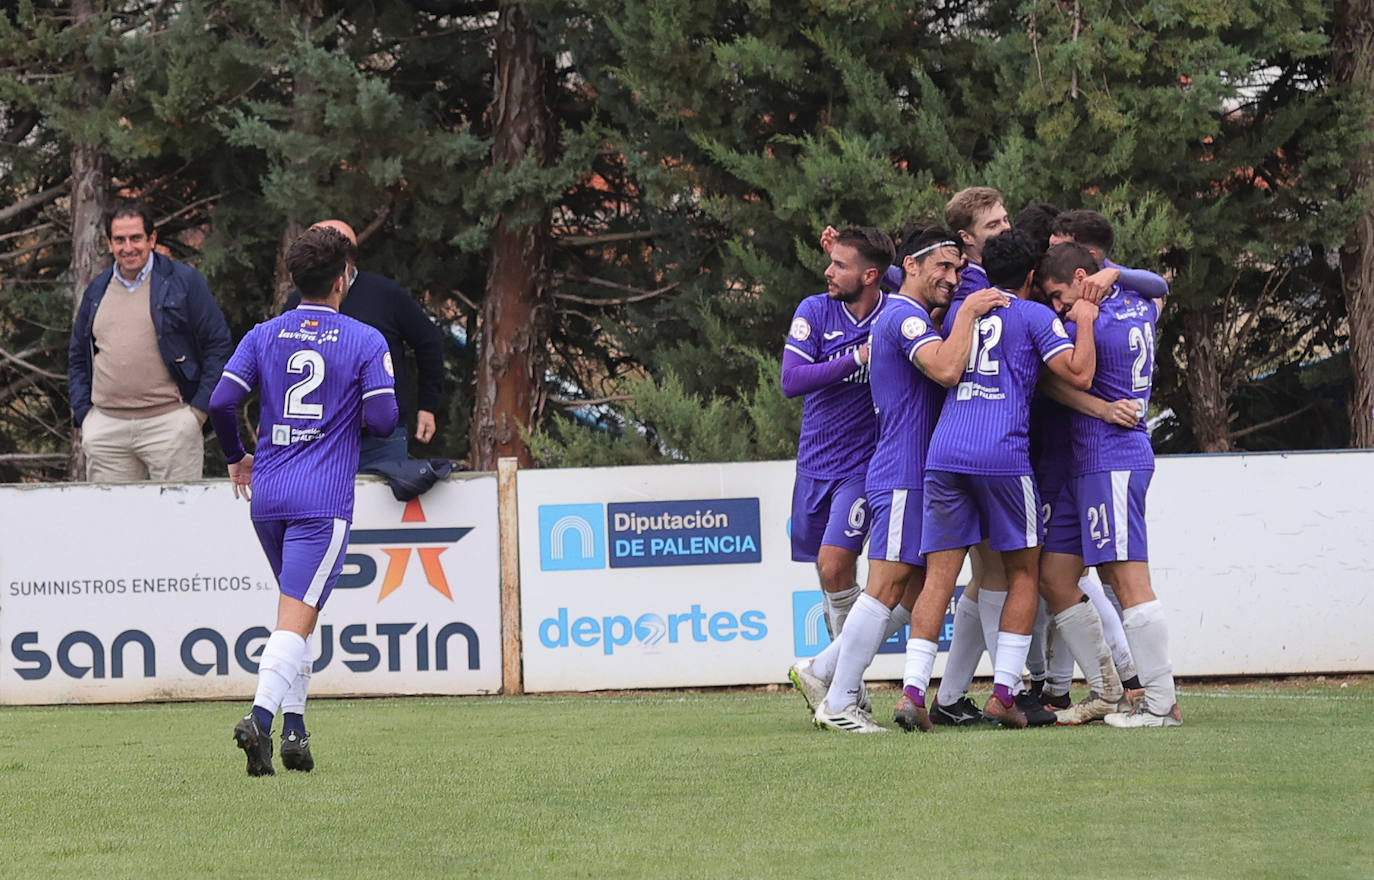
[1052,319,1069,338]
[901,316,927,340]
[789,317,811,341]
[384,352,395,377]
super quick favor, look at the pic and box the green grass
[1,681,1371,878]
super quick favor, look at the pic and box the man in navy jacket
[68,201,233,481]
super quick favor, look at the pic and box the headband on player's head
[907,240,960,261]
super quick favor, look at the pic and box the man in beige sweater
[68,201,233,481]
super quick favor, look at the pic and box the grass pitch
[1,679,1370,879]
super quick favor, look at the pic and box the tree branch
[547,393,633,407]
[0,181,69,224]
[0,452,68,464]
[553,274,679,305]
[1229,401,1321,440]
[0,344,65,380]
[556,229,662,246]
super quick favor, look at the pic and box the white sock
[1053,599,1123,700]
[936,593,984,706]
[1081,575,1136,682]
[992,631,1032,691]
[811,601,910,683]
[253,630,307,717]
[823,594,890,712]
[903,637,939,696]
[280,634,313,716]
[1045,620,1075,696]
[978,590,1008,669]
[1121,599,1177,713]
[824,585,861,637]
[1026,599,1049,681]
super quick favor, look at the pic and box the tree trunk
[68,0,109,479]
[1181,306,1235,452]
[1335,0,1374,447]
[471,3,552,470]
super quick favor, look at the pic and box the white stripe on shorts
[1111,471,1130,561]
[304,518,348,608]
[1021,475,1037,547]
[886,489,908,562]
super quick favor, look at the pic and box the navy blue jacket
[68,253,233,427]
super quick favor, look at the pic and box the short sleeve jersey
[865,294,945,492]
[926,295,1075,476]
[941,262,991,334]
[222,304,395,522]
[785,292,882,479]
[1071,287,1160,476]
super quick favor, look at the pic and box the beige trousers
[81,405,204,482]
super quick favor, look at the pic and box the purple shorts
[791,472,869,562]
[1076,470,1151,565]
[253,517,352,610]
[867,488,925,566]
[1041,481,1081,556]
[920,470,1042,555]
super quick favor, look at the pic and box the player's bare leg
[816,544,861,636]
[1099,560,1180,727]
[901,548,967,726]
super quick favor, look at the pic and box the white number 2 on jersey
[965,315,1003,376]
[1129,322,1155,392]
[284,349,325,419]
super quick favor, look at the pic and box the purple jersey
[865,294,944,492]
[1071,287,1160,476]
[222,304,395,521]
[1030,392,1074,490]
[941,262,991,334]
[926,295,1074,476]
[785,292,881,478]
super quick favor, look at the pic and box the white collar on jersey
[296,303,339,313]
[841,290,884,327]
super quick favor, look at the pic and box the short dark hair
[287,227,353,300]
[1014,200,1061,254]
[834,226,896,273]
[1050,209,1114,256]
[106,201,155,237]
[1039,242,1100,285]
[896,226,963,280]
[982,229,1040,290]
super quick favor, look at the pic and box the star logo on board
[347,497,472,601]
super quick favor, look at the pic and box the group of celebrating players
[783,186,1182,734]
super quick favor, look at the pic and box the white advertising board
[516,460,971,692]
[518,451,1374,692]
[0,475,501,705]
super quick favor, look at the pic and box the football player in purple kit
[900,229,1099,730]
[794,228,1008,733]
[209,227,399,775]
[782,227,893,639]
[1038,241,1182,727]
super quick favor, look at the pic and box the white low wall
[0,475,502,704]
[2,450,1369,703]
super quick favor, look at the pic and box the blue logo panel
[607,498,762,569]
[539,504,606,571]
[791,590,829,658]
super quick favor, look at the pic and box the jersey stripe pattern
[222,304,394,521]
[786,292,882,479]
[926,295,1074,476]
[865,294,944,492]
[1071,287,1160,476]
